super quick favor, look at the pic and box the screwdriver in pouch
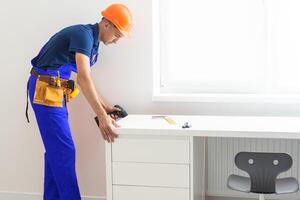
[56,71,61,87]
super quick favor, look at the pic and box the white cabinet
[113,162,190,188]
[113,185,190,200]
[112,135,190,163]
[106,134,206,200]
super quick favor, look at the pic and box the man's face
[103,21,123,45]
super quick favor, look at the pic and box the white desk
[105,115,300,200]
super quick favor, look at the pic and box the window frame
[152,0,300,103]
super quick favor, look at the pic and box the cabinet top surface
[115,115,300,138]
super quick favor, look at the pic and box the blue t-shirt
[32,23,99,69]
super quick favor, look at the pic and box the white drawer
[112,162,190,188]
[113,185,190,200]
[112,135,190,164]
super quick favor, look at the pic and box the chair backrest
[235,152,293,194]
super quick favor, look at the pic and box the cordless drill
[94,105,128,127]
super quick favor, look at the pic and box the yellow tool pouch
[33,79,64,107]
[66,85,80,103]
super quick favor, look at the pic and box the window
[153,0,300,102]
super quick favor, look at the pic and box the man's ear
[104,20,110,29]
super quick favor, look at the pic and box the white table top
[116,115,300,139]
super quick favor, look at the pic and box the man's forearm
[97,92,109,110]
[77,75,107,117]
[75,52,109,118]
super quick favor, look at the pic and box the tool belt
[25,68,79,123]
[30,68,69,88]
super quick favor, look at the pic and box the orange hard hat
[101,3,133,37]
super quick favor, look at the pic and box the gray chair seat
[276,177,299,194]
[227,174,251,193]
[228,175,299,194]
[227,152,299,200]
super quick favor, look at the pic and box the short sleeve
[69,28,93,57]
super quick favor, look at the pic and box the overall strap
[25,78,30,123]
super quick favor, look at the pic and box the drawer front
[112,162,190,188]
[113,185,190,200]
[112,135,190,164]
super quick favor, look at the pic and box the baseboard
[1,191,297,200]
[207,195,298,200]
[0,191,106,200]
[207,197,257,200]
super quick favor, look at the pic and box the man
[25,3,132,200]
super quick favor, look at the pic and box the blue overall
[27,51,98,199]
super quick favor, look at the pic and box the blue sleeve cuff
[69,48,90,57]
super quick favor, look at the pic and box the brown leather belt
[30,68,69,88]
[26,68,72,123]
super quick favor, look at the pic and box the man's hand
[105,105,121,120]
[98,114,119,143]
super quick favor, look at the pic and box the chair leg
[259,194,265,200]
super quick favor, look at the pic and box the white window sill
[152,93,300,104]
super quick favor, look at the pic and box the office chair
[227,152,299,200]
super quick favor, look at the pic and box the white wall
[0,0,151,198]
[1,0,300,199]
